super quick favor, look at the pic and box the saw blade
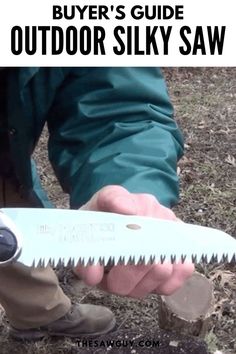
[0,208,235,267]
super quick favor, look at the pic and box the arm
[47,68,193,297]
[47,67,184,209]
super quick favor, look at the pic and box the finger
[97,185,137,214]
[132,194,178,220]
[74,264,104,286]
[80,185,137,215]
[102,265,153,296]
[80,186,178,221]
[128,263,174,298]
[154,262,195,295]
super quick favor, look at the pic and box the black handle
[0,228,18,263]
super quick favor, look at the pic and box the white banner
[0,0,235,66]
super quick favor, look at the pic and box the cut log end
[158,272,214,337]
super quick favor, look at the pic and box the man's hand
[74,185,194,298]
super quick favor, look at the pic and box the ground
[0,68,235,354]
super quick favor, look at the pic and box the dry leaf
[225,155,236,166]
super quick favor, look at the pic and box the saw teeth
[209,254,218,264]
[149,255,156,264]
[222,254,229,263]
[29,252,236,269]
[160,255,166,264]
[77,258,85,266]
[231,253,236,263]
[106,257,115,267]
[127,256,135,265]
[98,257,105,266]
[201,254,208,263]
[56,258,65,267]
[37,258,45,268]
[48,258,55,268]
[67,258,75,267]
[137,256,145,265]
[117,256,125,265]
[86,257,95,266]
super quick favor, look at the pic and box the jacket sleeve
[47,67,184,209]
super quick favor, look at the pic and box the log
[158,272,214,337]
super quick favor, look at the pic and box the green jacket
[7,67,184,209]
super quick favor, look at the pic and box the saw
[0,208,235,267]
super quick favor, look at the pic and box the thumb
[80,185,137,215]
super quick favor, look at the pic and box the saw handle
[0,228,18,265]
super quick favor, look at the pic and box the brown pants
[0,177,71,329]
